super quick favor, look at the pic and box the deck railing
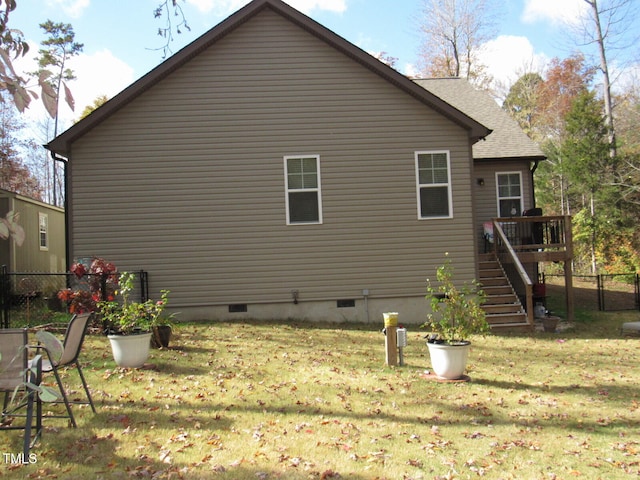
[493,221,534,327]
[489,215,574,322]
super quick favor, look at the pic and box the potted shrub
[98,272,172,368]
[422,254,488,380]
[151,317,174,349]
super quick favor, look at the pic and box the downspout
[49,150,70,271]
[530,160,539,207]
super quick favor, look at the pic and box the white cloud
[198,0,346,15]
[478,35,549,87]
[187,0,218,13]
[284,0,347,13]
[14,45,134,134]
[44,0,90,19]
[522,0,588,27]
[65,49,135,121]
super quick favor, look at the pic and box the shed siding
[68,9,478,313]
[0,194,65,273]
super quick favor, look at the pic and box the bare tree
[576,0,638,160]
[153,0,191,59]
[417,0,499,86]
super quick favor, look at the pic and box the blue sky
[10,0,637,133]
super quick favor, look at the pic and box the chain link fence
[0,268,148,329]
[544,273,640,313]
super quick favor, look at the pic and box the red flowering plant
[58,257,119,314]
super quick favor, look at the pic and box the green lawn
[1,310,639,479]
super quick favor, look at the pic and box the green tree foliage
[77,94,108,122]
[503,55,640,273]
[560,91,612,272]
[502,72,543,138]
[33,20,83,129]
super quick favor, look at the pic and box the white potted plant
[98,272,172,368]
[422,253,489,380]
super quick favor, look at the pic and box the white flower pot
[108,332,152,368]
[427,341,471,380]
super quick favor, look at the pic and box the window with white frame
[39,213,48,250]
[285,155,322,225]
[415,151,452,219]
[496,172,523,217]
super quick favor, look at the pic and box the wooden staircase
[478,253,532,331]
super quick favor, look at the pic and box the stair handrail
[492,220,534,327]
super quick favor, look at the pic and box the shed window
[496,172,523,217]
[285,156,322,225]
[416,151,452,219]
[39,213,48,250]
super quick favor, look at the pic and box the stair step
[480,277,509,287]
[490,321,533,332]
[478,253,531,332]
[482,303,524,314]
[486,312,529,324]
[483,285,513,295]
[484,294,519,305]
[479,268,504,277]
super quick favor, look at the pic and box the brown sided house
[46,0,569,325]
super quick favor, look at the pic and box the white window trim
[495,171,524,217]
[415,150,453,220]
[38,212,49,251]
[284,155,323,225]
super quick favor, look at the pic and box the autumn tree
[502,72,543,138]
[416,0,497,87]
[524,54,595,216]
[77,94,109,122]
[0,94,43,198]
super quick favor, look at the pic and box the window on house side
[496,172,523,217]
[285,156,322,225]
[39,213,48,250]
[416,151,452,219]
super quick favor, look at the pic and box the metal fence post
[1,265,9,328]
[139,270,148,302]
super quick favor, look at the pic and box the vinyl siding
[67,9,478,311]
[473,160,534,250]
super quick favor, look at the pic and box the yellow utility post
[383,312,398,366]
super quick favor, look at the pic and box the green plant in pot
[422,254,488,380]
[98,272,172,367]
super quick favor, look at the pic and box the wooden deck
[485,215,574,325]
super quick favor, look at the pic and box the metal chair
[0,328,43,460]
[33,313,96,427]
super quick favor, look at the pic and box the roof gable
[46,0,490,157]
[415,78,545,161]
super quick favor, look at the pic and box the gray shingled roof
[415,78,545,161]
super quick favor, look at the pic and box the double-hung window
[496,172,523,217]
[416,151,452,219]
[39,213,48,250]
[285,155,322,225]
